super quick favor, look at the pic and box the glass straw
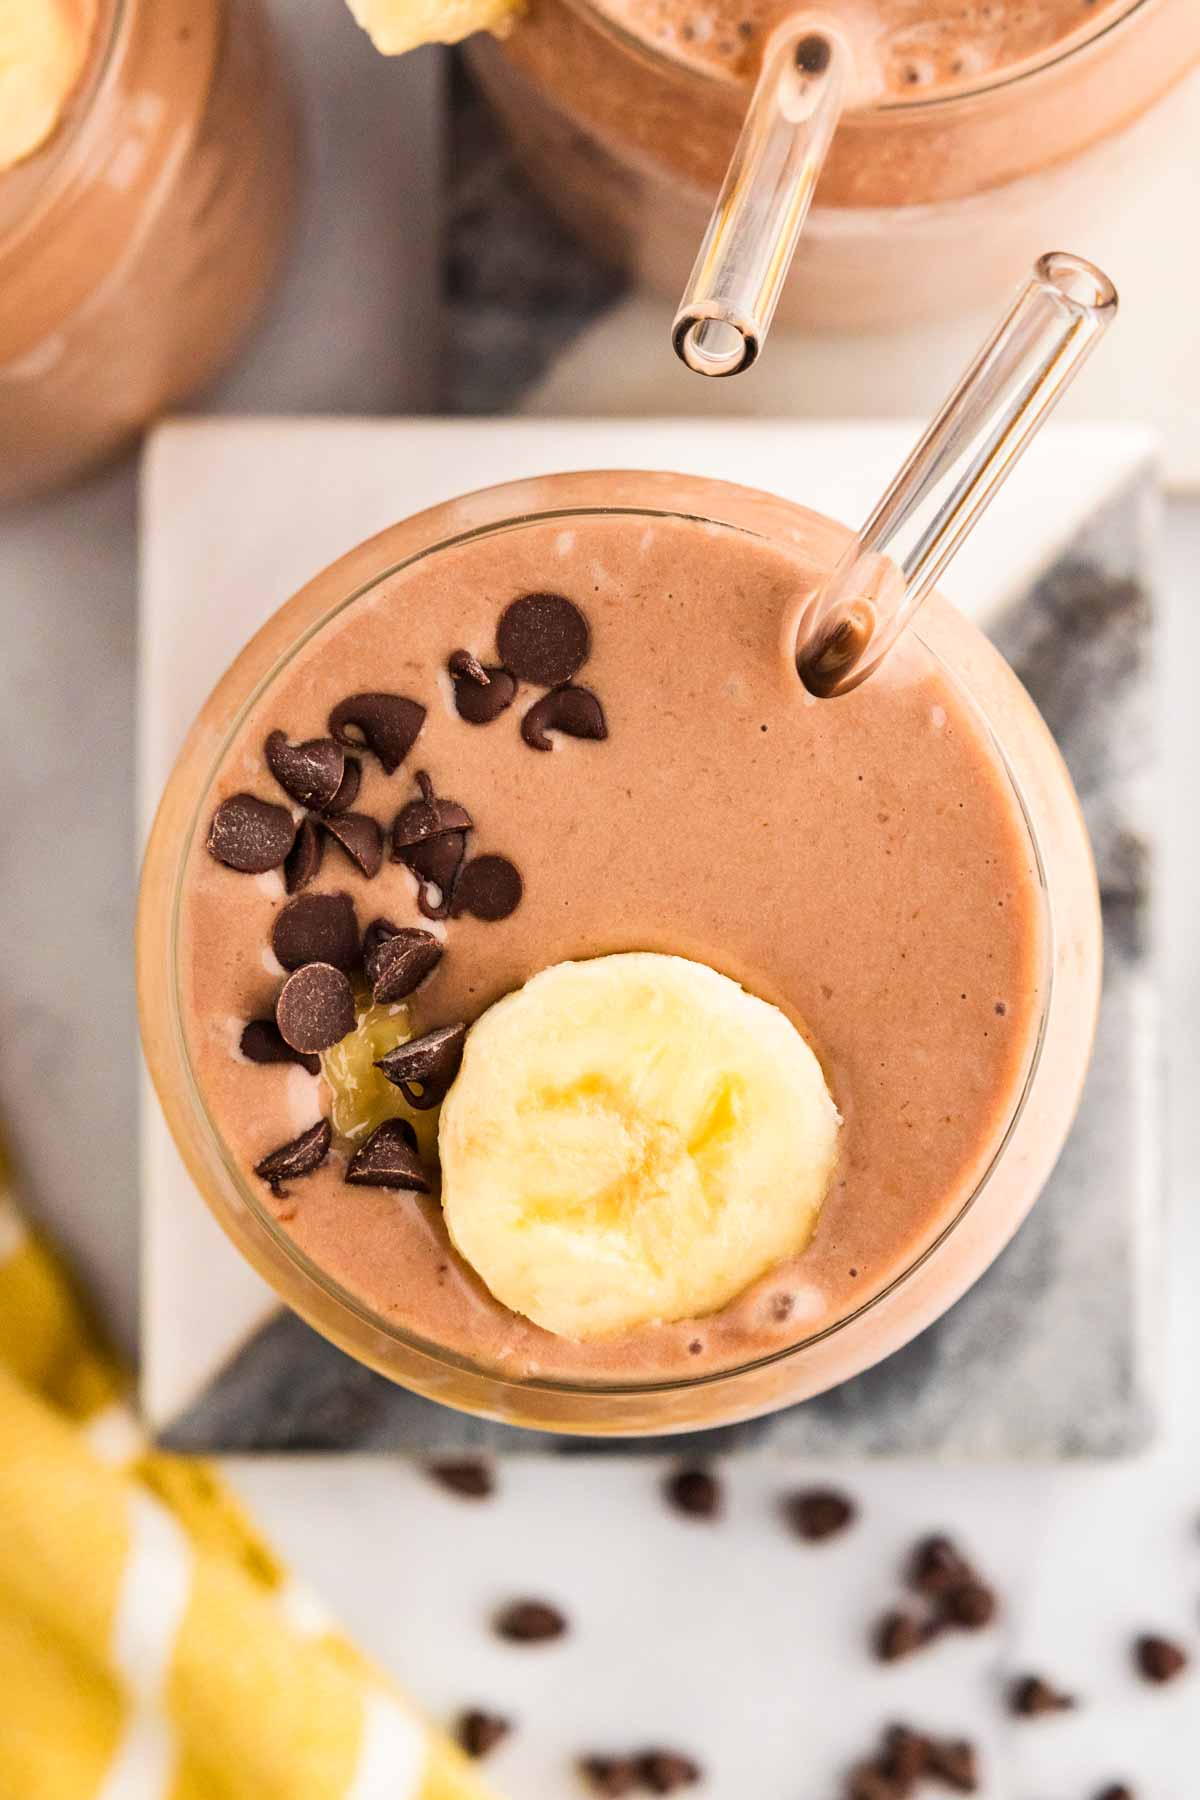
[795,252,1119,697]
[672,19,849,377]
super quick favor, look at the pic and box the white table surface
[1,4,1198,1795]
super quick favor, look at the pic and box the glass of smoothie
[0,0,297,504]
[465,0,1197,341]
[138,257,1111,1435]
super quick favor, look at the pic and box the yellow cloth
[0,1139,497,1800]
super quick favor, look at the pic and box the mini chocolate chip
[272,891,360,972]
[1135,1634,1189,1683]
[785,1487,857,1542]
[494,1599,567,1643]
[392,771,473,848]
[450,855,523,922]
[276,963,356,1054]
[329,692,425,774]
[579,1757,640,1797]
[844,1765,899,1800]
[375,1023,467,1109]
[362,916,402,964]
[207,794,296,873]
[345,1118,429,1192]
[428,1458,494,1499]
[253,1118,331,1196]
[456,1709,511,1759]
[521,684,607,752]
[1009,1674,1076,1717]
[284,816,325,894]
[265,730,346,810]
[497,592,590,686]
[664,1467,721,1520]
[1094,1787,1135,1800]
[941,1581,997,1631]
[321,811,384,879]
[874,1610,937,1663]
[909,1535,974,1595]
[449,651,518,725]
[878,1724,930,1784]
[638,1749,702,1793]
[239,1018,319,1077]
[924,1737,978,1793]
[366,927,443,1002]
[324,755,362,815]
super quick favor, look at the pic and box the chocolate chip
[664,1467,721,1520]
[321,811,384,879]
[909,1535,974,1595]
[878,1724,930,1784]
[239,1018,320,1076]
[265,730,346,810]
[844,1765,900,1800]
[375,1022,467,1109]
[874,1610,938,1663]
[450,855,522,922]
[497,593,590,686]
[365,927,443,1002]
[456,1709,511,1759]
[284,815,325,894]
[207,794,296,873]
[1135,1634,1189,1683]
[324,755,362,815]
[276,963,356,1054]
[362,916,402,964]
[449,650,517,725]
[785,1487,857,1542]
[253,1118,331,1196]
[1094,1787,1135,1800]
[579,1757,640,1797]
[638,1749,702,1793]
[392,770,473,849]
[272,891,360,972]
[1008,1674,1076,1716]
[413,835,467,919]
[329,692,425,774]
[521,684,607,752]
[924,1738,978,1792]
[428,1458,494,1499]
[494,1598,567,1643]
[345,1118,429,1192]
[941,1581,997,1631]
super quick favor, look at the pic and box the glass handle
[796,252,1120,697]
[672,20,848,378]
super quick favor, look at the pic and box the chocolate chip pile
[204,593,610,1197]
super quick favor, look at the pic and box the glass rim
[563,0,1152,114]
[165,497,1056,1400]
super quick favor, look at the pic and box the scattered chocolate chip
[275,963,356,1054]
[1009,1674,1075,1717]
[450,855,523,922]
[874,1610,938,1663]
[329,692,425,774]
[239,1018,320,1077]
[207,793,296,873]
[1135,1634,1189,1683]
[365,926,443,1003]
[392,771,473,849]
[925,1737,978,1793]
[579,1756,640,1797]
[345,1118,429,1192]
[521,684,608,752]
[412,834,467,919]
[362,916,402,964]
[785,1487,857,1542]
[497,592,590,687]
[272,891,360,973]
[449,651,518,725]
[283,815,325,894]
[941,1580,997,1631]
[324,754,362,815]
[253,1118,331,1196]
[878,1724,930,1785]
[494,1598,567,1643]
[265,730,346,810]
[843,1765,899,1800]
[428,1458,494,1499]
[909,1535,973,1595]
[638,1749,702,1793]
[321,811,384,879]
[392,773,473,915]
[375,1022,467,1109]
[664,1467,721,1520]
[456,1709,511,1759]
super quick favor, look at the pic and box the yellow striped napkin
[0,1137,498,1800]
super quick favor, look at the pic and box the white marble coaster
[139,416,1160,1454]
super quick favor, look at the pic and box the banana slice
[439,953,840,1340]
[0,0,97,170]
[345,0,520,56]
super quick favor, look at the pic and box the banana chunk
[345,0,520,55]
[439,953,840,1340]
[0,0,98,170]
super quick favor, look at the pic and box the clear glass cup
[0,0,297,504]
[466,0,1198,332]
[137,468,1100,1436]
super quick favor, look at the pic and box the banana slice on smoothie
[345,0,520,54]
[0,0,97,169]
[439,953,840,1340]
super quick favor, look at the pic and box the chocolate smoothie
[172,477,1055,1390]
[0,0,294,503]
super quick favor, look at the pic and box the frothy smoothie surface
[180,504,1045,1384]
